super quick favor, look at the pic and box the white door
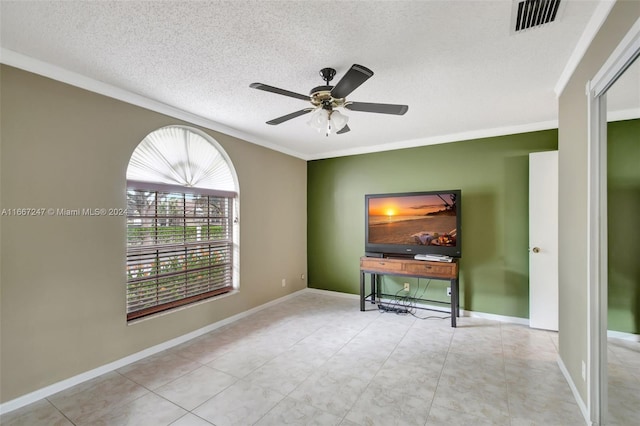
[529,150,559,331]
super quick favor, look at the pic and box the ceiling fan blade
[330,64,374,99]
[336,124,350,134]
[345,102,408,115]
[250,83,310,101]
[266,108,314,125]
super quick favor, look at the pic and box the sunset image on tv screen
[368,193,457,246]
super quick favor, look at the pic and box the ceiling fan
[249,64,408,135]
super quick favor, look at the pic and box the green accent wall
[607,118,640,334]
[308,130,557,319]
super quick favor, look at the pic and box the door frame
[586,17,640,425]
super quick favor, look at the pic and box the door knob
[532,247,540,253]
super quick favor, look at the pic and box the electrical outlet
[300,274,305,280]
[281,278,286,287]
[446,287,451,296]
[403,283,410,291]
[582,361,586,381]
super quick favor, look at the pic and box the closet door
[529,150,559,331]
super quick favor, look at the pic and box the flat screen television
[365,190,461,258]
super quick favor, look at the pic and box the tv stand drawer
[360,257,457,279]
[404,262,456,278]
[360,257,405,273]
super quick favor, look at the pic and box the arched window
[125,126,239,321]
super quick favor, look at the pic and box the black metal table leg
[370,273,377,304]
[455,278,460,317]
[360,271,365,311]
[451,278,457,327]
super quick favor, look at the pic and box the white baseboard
[459,309,530,326]
[304,287,360,300]
[307,287,531,325]
[607,329,640,342]
[557,356,591,425]
[2,287,589,415]
[0,289,307,415]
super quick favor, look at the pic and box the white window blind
[126,126,235,191]
[126,189,233,320]
[125,126,238,321]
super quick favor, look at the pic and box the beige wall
[0,65,307,403]
[557,0,640,404]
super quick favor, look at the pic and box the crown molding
[0,48,308,160]
[9,47,626,162]
[308,119,559,160]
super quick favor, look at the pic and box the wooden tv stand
[359,256,460,327]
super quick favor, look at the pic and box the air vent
[512,0,563,33]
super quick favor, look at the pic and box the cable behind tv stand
[359,256,460,327]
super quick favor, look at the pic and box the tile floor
[1,292,638,425]
[607,336,640,425]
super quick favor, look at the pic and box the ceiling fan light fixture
[307,108,329,133]
[329,110,349,133]
[307,108,349,136]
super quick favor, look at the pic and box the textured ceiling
[1,0,633,160]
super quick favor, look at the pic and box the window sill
[126,288,240,326]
